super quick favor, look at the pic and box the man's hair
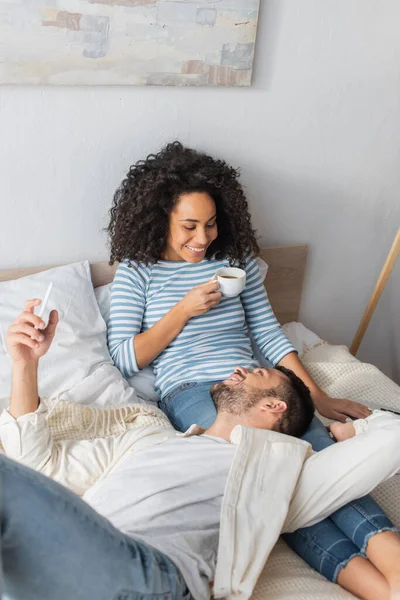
[272,366,315,437]
[211,367,315,438]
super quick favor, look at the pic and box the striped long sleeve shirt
[107,256,296,398]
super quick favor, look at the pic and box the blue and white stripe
[108,256,296,398]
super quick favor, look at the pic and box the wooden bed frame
[0,245,308,325]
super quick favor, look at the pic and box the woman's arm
[108,262,221,372]
[241,257,370,421]
[128,302,190,370]
[240,257,297,364]
[278,352,370,420]
[108,262,182,373]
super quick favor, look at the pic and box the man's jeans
[0,454,191,600]
[160,381,396,582]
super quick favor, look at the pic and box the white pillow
[0,262,114,408]
[94,283,112,324]
[255,257,268,281]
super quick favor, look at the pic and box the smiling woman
[106,141,370,421]
[106,141,398,599]
[107,141,259,269]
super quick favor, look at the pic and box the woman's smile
[164,191,218,262]
[184,245,207,257]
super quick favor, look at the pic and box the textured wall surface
[0,0,399,382]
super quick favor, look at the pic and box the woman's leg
[283,416,398,590]
[366,532,400,598]
[336,557,389,600]
[159,381,219,432]
[0,454,191,600]
[283,517,366,584]
[284,518,391,599]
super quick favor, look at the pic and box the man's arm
[7,298,57,418]
[9,361,39,418]
[2,299,115,495]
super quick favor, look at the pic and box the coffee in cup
[215,267,246,297]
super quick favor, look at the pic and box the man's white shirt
[84,434,235,600]
[1,401,400,600]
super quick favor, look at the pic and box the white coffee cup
[215,267,246,297]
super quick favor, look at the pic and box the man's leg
[283,416,396,597]
[284,414,400,597]
[284,413,400,532]
[299,416,396,547]
[0,454,190,600]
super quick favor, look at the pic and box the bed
[0,245,399,600]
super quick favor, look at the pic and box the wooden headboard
[0,245,308,324]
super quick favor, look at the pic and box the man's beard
[210,382,263,416]
[211,380,285,417]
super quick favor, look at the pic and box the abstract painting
[0,0,260,86]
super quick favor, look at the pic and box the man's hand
[7,299,59,364]
[314,393,371,422]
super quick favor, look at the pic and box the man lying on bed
[1,301,400,600]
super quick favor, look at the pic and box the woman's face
[163,192,218,262]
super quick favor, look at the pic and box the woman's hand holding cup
[179,280,222,319]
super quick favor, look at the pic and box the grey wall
[0,0,399,381]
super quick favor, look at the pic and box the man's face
[210,366,292,429]
[219,366,290,393]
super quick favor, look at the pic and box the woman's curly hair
[107,141,259,268]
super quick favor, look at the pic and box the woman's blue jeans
[160,381,396,583]
[0,453,191,600]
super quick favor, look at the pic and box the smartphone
[32,282,53,336]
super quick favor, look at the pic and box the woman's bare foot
[330,421,356,442]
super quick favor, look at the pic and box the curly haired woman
[107,141,399,600]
